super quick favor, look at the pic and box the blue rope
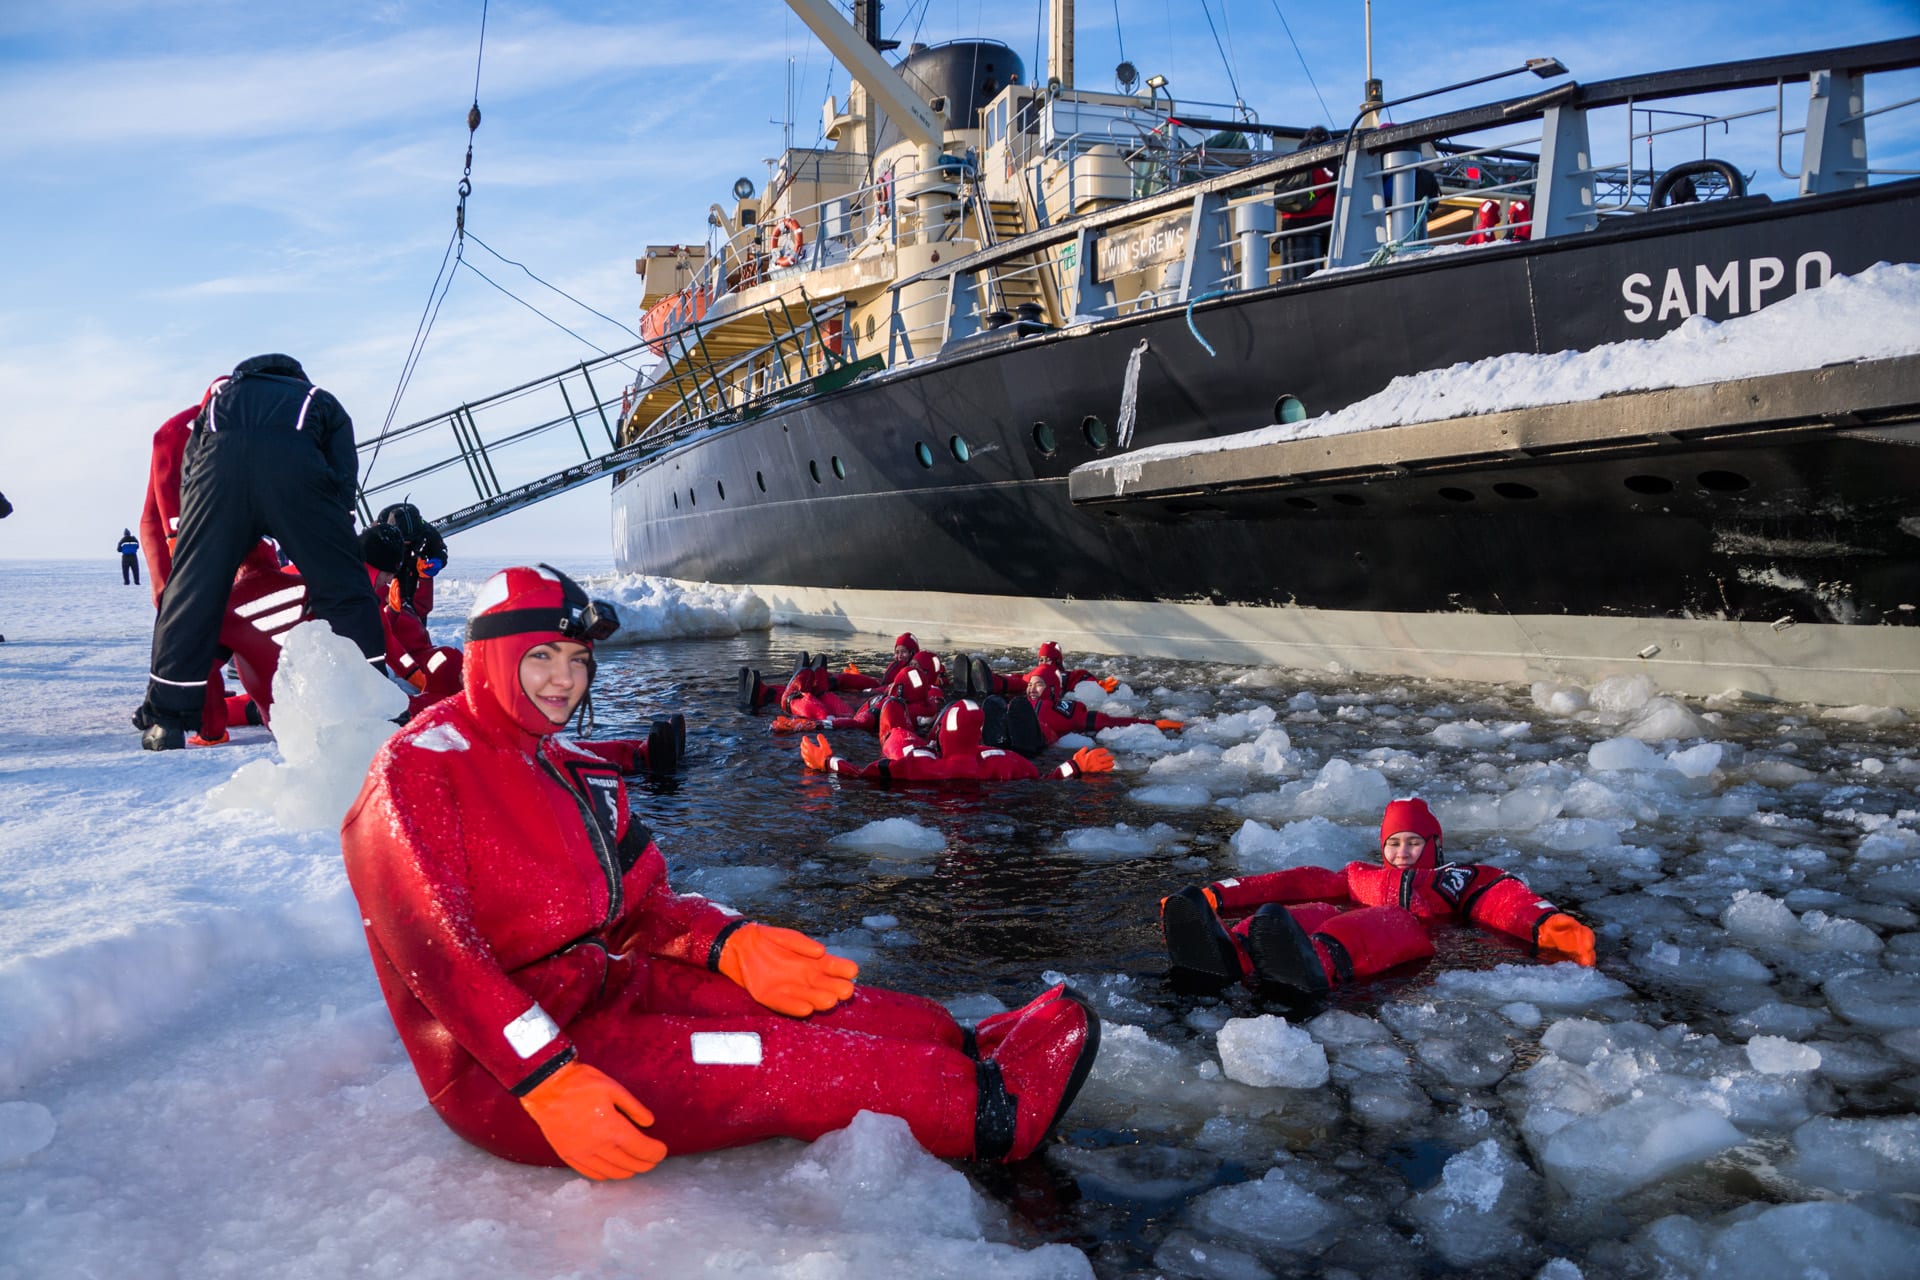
[1184,287,1231,357]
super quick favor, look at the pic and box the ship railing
[887,36,1920,355]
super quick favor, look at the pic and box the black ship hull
[613,180,1920,704]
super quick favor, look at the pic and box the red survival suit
[1027,669,1166,744]
[366,564,465,719]
[977,641,1101,697]
[1169,798,1594,992]
[782,650,948,730]
[340,566,1093,1171]
[805,698,1113,785]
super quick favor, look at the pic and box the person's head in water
[894,632,919,663]
[1379,797,1443,869]
[1026,668,1061,704]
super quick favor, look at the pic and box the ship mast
[1048,0,1074,91]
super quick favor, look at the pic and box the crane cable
[366,0,491,481]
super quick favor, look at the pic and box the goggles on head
[466,565,620,644]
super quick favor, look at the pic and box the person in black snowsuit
[117,529,140,585]
[137,354,385,751]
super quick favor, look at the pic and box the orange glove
[1098,677,1120,692]
[1071,746,1115,775]
[519,1059,667,1180]
[718,923,859,1016]
[800,734,834,772]
[771,715,823,733]
[1153,719,1184,732]
[1538,914,1597,966]
[842,661,862,675]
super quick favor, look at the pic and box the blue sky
[2,0,1914,563]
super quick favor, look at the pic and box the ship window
[1330,493,1365,507]
[1032,422,1057,455]
[865,314,876,340]
[1082,415,1110,449]
[832,455,847,479]
[1275,394,1307,424]
[756,470,767,492]
[717,481,726,500]
[1624,475,1672,494]
[1285,496,1317,510]
[1698,470,1750,492]
[915,441,935,468]
[950,435,972,462]
[1493,482,1538,500]
[1439,487,1476,502]
[809,459,822,484]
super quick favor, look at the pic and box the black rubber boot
[979,696,1009,747]
[243,700,265,727]
[1159,886,1243,986]
[1244,904,1332,996]
[971,657,995,698]
[647,719,679,771]
[1005,697,1046,756]
[141,718,188,752]
[812,653,828,672]
[736,666,759,713]
[671,712,687,757]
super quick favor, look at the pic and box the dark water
[586,637,1560,1277]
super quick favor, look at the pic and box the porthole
[831,455,847,479]
[915,441,935,468]
[809,459,822,484]
[1275,394,1307,424]
[949,435,971,462]
[755,470,767,492]
[1032,421,1057,455]
[1438,487,1476,502]
[1330,492,1365,507]
[1698,470,1751,492]
[1624,474,1673,494]
[865,314,877,340]
[716,481,726,500]
[1285,496,1318,510]
[1493,482,1539,500]
[1082,415,1110,449]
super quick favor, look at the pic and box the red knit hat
[894,632,919,654]
[463,565,618,736]
[1380,797,1443,866]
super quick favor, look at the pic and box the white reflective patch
[981,748,1007,758]
[690,1031,762,1066]
[409,723,470,753]
[234,585,307,618]
[250,604,307,633]
[426,650,450,672]
[1536,901,1556,911]
[470,572,514,618]
[1218,878,1240,888]
[503,1004,560,1059]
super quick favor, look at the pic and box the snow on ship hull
[611,180,1920,706]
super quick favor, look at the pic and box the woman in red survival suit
[1157,797,1597,994]
[341,565,1100,1179]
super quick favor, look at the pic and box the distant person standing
[0,488,11,642]
[117,528,140,585]
[136,354,386,751]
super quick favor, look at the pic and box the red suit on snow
[1161,798,1594,993]
[341,567,1095,1172]
[366,564,464,719]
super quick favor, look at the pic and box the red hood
[935,699,985,754]
[1038,641,1063,665]
[462,565,593,741]
[1381,797,1443,867]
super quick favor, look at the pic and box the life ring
[771,216,805,268]
[1650,159,1747,208]
[876,167,893,219]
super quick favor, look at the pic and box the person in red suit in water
[1013,667,1180,753]
[1158,797,1597,994]
[966,640,1115,699]
[737,632,921,714]
[341,565,1099,1179]
[798,698,1116,785]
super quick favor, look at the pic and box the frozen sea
[2,558,1919,1280]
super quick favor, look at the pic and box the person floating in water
[963,640,1118,699]
[117,529,140,585]
[1158,796,1597,994]
[980,666,1181,756]
[798,697,1116,785]
[737,633,918,716]
[342,565,1098,1179]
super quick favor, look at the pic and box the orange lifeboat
[640,285,710,356]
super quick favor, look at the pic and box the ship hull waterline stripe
[703,582,1920,710]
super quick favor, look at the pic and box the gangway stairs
[356,299,872,538]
